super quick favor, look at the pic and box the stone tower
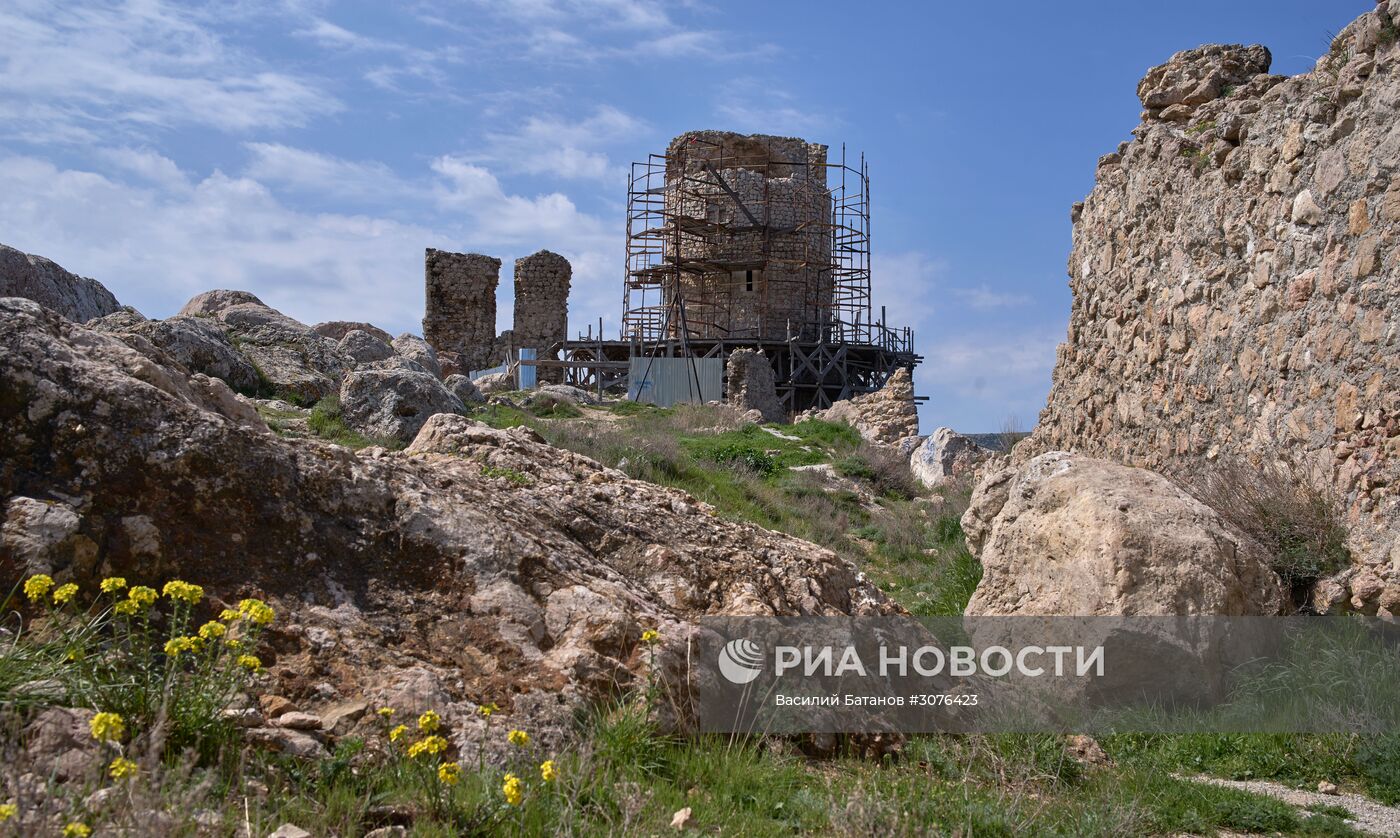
[512,250,571,384]
[423,249,500,373]
[664,130,832,341]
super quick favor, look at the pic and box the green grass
[306,395,401,449]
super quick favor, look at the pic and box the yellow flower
[377,706,395,719]
[407,735,447,759]
[237,598,274,625]
[502,773,523,806]
[0,803,16,821]
[109,757,139,779]
[219,608,239,622]
[127,586,157,608]
[51,583,79,605]
[164,636,196,657]
[540,759,557,783]
[236,654,261,672]
[198,621,226,640]
[641,629,660,645]
[417,709,441,733]
[226,638,243,651]
[63,822,91,838]
[438,761,462,785]
[23,574,53,602]
[100,577,127,594]
[388,724,408,743]
[89,712,125,742]
[66,648,82,662]
[477,702,499,718]
[162,580,204,605]
[507,729,529,747]
[113,600,140,617]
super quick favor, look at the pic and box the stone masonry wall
[513,250,570,384]
[1021,3,1400,598]
[423,249,500,373]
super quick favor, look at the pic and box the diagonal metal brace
[701,162,762,228]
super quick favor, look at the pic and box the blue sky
[0,0,1371,431]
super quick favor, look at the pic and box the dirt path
[1179,774,1400,836]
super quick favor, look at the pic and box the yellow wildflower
[388,724,408,743]
[113,600,140,617]
[237,598,274,625]
[226,638,243,651]
[540,759,557,783]
[162,580,203,605]
[235,654,261,672]
[23,574,53,602]
[0,803,16,821]
[376,706,395,719]
[641,629,660,644]
[109,757,139,780]
[100,577,127,594]
[418,709,441,733]
[407,735,447,759]
[63,822,91,838]
[89,712,124,742]
[438,761,462,785]
[198,621,226,640]
[127,586,157,608]
[164,636,196,657]
[51,583,79,605]
[507,729,529,747]
[502,773,523,806]
[219,608,239,621]
[477,702,499,718]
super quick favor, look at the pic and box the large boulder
[443,374,485,405]
[213,302,348,403]
[178,289,264,318]
[0,298,894,745]
[909,427,986,489]
[725,349,783,423]
[312,320,393,344]
[337,329,395,365]
[802,368,918,446]
[0,244,120,322]
[963,452,1285,616]
[339,368,464,442]
[90,311,263,394]
[391,333,441,379]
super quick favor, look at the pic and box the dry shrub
[835,442,922,500]
[1186,457,1350,597]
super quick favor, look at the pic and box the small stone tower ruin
[423,249,500,373]
[512,250,571,383]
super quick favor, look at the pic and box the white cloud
[952,284,1033,310]
[915,330,1061,433]
[468,106,646,183]
[243,143,410,201]
[0,1,339,141]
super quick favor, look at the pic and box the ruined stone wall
[665,131,832,341]
[423,249,500,373]
[1021,3,1400,588]
[512,250,570,384]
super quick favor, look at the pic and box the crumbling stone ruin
[1017,2,1400,606]
[725,348,783,423]
[422,249,500,373]
[513,250,571,383]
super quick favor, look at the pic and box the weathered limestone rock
[423,250,499,373]
[213,302,348,403]
[390,333,442,379]
[475,371,514,396]
[513,250,570,384]
[91,311,263,394]
[312,321,393,344]
[909,427,986,489]
[443,373,485,405]
[725,349,784,423]
[804,368,918,445]
[178,289,264,318]
[1021,4,1400,587]
[0,243,120,322]
[338,329,395,365]
[338,368,464,443]
[2,497,97,579]
[0,300,895,740]
[963,452,1285,616]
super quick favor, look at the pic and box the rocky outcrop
[312,321,393,344]
[178,289,264,318]
[443,373,485,405]
[91,310,264,395]
[802,368,919,446]
[391,333,442,379]
[725,349,783,424]
[337,329,395,365]
[963,452,1285,616]
[909,428,986,489]
[1020,3,1400,595]
[0,244,120,322]
[0,298,895,741]
[213,302,348,403]
[339,368,464,442]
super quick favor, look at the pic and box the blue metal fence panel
[627,357,723,407]
[517,348,537,390]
